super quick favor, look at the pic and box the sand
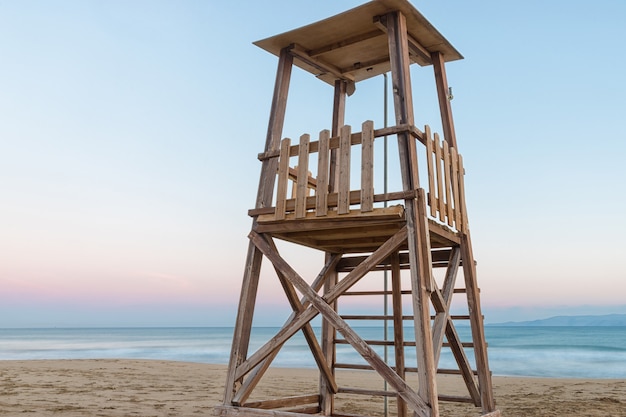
[0,359,624,416]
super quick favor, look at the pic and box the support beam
[432,51,457,149]
[251,232,431,417]
[461,231,497,413]
[224,47,293,405]
[235,227,408,380]
[385,9,438,413]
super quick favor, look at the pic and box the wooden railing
[252,121,468,233]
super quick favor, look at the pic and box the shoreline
[0,359,624,416]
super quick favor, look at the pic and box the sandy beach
[0,359,624,416]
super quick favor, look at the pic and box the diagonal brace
[251,231,431,417]
[235,227,408,381]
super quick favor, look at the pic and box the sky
[1,0,625,327]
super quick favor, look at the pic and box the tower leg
[461,231,497,413]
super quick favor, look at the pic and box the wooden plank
[215,405,316,417]
[434,133,445,223]
[425,125,436,217]
[316,130,330,216]
[235,228,407,381]
[296,134,310,218]
[360,120,374,212]
[290,43,353,82]
[275,138,291,221]
[450,147,461,231]
[249,230,431,416]
[250,189,415,218]
[243,394,320,410]
[309,29,384,57]
[338,387,397,397]
[337,125,351,214]
[443,140,454,226]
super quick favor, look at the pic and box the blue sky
[1,0,625,327]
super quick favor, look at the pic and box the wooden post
[461,231,497,413]
[385,10,438,414]
[320,78,347,415]
[432,51,457,149]
[223,47,293,404]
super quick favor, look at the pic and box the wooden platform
[255,205,460,253]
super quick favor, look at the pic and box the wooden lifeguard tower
[217,1,500,416]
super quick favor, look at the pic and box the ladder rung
[338,387,396,397]
[335,339,416,347]
[438,394,475,403]
[334,363,374,371]
[340,315,413,320]
[437,368,478,376]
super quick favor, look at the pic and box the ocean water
[0,326,624,379]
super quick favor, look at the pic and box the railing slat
[450,147,461,231]
[338,125,351,214]
[458,154,468,233]
[316,130,330,217]
[434,133,445,223]
[425,126,437,218]
[275,138,291,220]
[443,140,454,227]
[361,121,374,212]
[295,134,310,218]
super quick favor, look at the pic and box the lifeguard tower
[217,1,500,416]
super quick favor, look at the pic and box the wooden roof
[254,0,462,86]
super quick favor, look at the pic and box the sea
[0,326,624,379]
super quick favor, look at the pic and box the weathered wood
[386,9,437,414]
[231,255,341,406]
[257,124,425,161]
[338,387,397,397]
[461,231,496,413]
[243,394,320,410]
[360,120,374,212]
[215,405,316,417]
[316,130,330,217]
[425,126,437,217]
[337,125,351,214]
[442,140,454,225]
[250,231,431,417]
[236,227,407,381]
[296,134,310,218]
[224,47,293,405]
[450,147,461,231]
[458,154,468,233]
[267,239,337,394]
[390,252,407,417]
[434,133,445,222]
[431,247,460,363]
[275,138,292,221]
[444,318,482,405]
[290,43,352,82]
[432,51,457,149]
[250,190,415,218]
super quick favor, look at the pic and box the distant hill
[490,313,626,326]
